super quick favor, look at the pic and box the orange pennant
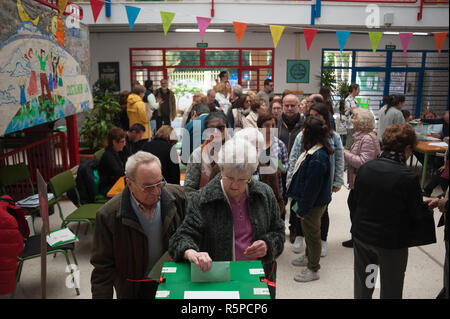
[433,32,448,54]
[233,21,248,44]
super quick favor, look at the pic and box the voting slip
[46,228,78,247]
[190,261,230,282]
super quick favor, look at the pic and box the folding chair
[49,170,104,235]
[12,235,80,298]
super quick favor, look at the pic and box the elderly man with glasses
[91,151,187,299]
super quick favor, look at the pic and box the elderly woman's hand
[184,249,212,272]
[244,240,268,259]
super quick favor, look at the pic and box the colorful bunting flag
[125,6,141,31]
[160,11,175,36]
[368,32,383,53]
[336,31,351,53]
[197,16,212,39]
[303,28,318,51]
[399,32,413,54]
[58,0,68,16]
[269,25,285,48]
[233,21,248,44]
[433,32,448,54]
[89,0,104,23]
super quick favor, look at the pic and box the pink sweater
[345,131,381,189]
[229,194,254,261]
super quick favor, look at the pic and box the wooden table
[414,141,448,188]
[107,176,125,198]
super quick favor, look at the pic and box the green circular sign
[290,63,307,80]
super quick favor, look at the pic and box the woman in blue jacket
[287,103,344,257]
[287,116,334,282]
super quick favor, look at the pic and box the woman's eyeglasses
[207,125,226,132]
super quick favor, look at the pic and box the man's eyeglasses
[284,104,298,108]
[131,177,167,192]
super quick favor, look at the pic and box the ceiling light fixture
[175,28,225,33]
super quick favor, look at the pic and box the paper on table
[190,261,230,282]
[429,142,448,148]
[184,291,240,299]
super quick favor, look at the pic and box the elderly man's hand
[244,240,267,259]
[184,249,212,272]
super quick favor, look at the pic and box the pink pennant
[399,33,413,54]
[196,16,212,39]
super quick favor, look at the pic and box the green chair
[0,163,35,198]
[49,170,104,235]
[13,235,79,298]
[0,163,47,231]
[94,148,105,161]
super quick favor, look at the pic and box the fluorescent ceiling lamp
[413,32,429,36]
[383,32,399,35]
[175,28,225,33]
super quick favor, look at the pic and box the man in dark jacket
[91,151,187,299]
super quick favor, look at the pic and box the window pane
[391,51,422,67]
[242,50,272,66]
[355,51,386,67]
[323,51,352,68]
[166,50,200,66]
[205,50,239,66]
[425,52,449,68]
[131,49,163,67]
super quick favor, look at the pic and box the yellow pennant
[58,0,69,15]
[269,25,285,48]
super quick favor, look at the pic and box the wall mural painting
[0,0,92,136]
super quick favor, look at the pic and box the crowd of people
[89,71,449,300]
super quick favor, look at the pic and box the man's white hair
[217,138,259,175]
[125,151,161,181]
[233,127,265,156]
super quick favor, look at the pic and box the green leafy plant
[92,78,119,98]
[336,81,350,99]
[316,69,337,95]
[80,90,122,152]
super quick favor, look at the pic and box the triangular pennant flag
[368,32,383,53]
[160,11,175,36]
[196,16,212,39]
[58,0,69,15]
[269,25,285,48]
[89,0,104,23]
[233,21,248,44]
[399,33,413,54]
[303,28,318,51]
[125,6,141,31]
[433,32,448,54]
[336,31,351,53]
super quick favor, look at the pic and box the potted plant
[79,89,122,160]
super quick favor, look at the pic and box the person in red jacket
[0,197,25,296]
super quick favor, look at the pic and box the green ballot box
[154,260,271,299]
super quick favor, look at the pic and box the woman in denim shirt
[286,103,344,257]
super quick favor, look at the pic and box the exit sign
[196,42,208,48]
[385,44,396,50]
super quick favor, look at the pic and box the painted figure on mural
[51,51,60,91]
[36,49,53,104]
[18,76,26,108]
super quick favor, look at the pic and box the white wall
[90,30,448,94]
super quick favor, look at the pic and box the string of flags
[85,0,448,53]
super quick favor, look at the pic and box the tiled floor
[10,173,447,299]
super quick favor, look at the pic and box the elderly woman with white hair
[169,138,285,299]
[341,108,381,248]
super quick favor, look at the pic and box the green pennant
[160,11,175,36]
[369,32,383,53]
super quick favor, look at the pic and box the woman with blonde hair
[342,108,381,247]
[215,81,232,114]
[141,125,180,184]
